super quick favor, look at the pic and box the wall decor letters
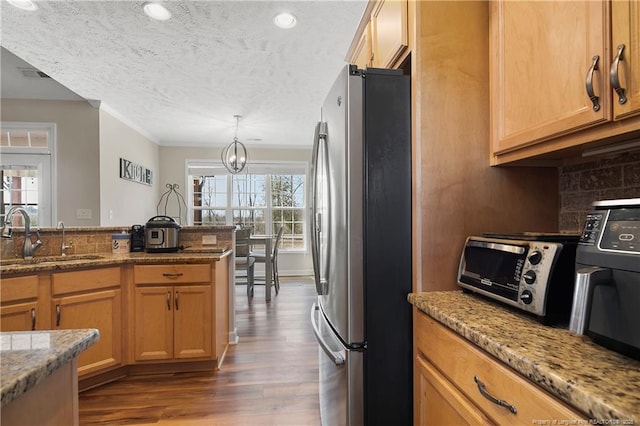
[119,158,153,186]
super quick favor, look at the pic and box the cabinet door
[352,21,373,69]
[415,355,494,425]
[372,0,408,68]
[134,286,174,361]
[611,0,640,120]
[173,285,212,359]
[0,302,37,331]
[490,1,609,154]
[53,289,122,376]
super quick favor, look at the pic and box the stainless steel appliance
[144,216,181,253]
[569,198,640,360]
[458,233,579,324]
[309,65,412,426]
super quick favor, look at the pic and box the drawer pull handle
[162,273,183,279]
[473,376,517,414]
[610,44,627,105]
[585,55,601,112]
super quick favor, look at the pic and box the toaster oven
[457,233,579,323]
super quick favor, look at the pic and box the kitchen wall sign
[119,158,152,186]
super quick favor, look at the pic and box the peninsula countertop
[408,291,639,422]
[1,329,99,407]
[0,248,231,276]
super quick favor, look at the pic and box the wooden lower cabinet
[414,309,584,424]
[133,264,215,362]
[51,267,122,377]
[0,275,40,331]
[133,284,212,361]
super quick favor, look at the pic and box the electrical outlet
[76,208,92,220]
[202,235,217,245]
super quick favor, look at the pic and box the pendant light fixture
[221,115,248,174]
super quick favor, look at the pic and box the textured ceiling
[1,0,366,148]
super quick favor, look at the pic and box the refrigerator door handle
[310,122,330,295]
[311,303,345,365]
[310,122,322,295]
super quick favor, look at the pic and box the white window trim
[0,122,58,226]
[185,159,309,253]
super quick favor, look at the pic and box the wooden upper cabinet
[352,22,373,69]
[372,0,408,68]
[611,0,640,120]
[490,1,610,155]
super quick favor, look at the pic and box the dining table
[249,234,273,301]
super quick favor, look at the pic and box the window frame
[186,160,309,253]
[0,122,57,227]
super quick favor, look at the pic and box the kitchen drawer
[415,311,583,422]
[134,264,211,285]
[1,275,38,302]
[52,267,121,295]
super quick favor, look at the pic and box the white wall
[99,109,160,226]
[159,145,313,276]
[1,99,101,225]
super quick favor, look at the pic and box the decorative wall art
[119,158,153,186]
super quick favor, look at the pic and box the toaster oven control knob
[520,290,533,304]
[523,270,537,284]
[528,251,542,265]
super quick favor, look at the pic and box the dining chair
[234,227,255,297]
[251,226,284,295]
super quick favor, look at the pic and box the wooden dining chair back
[252,226,284,295]
[234,227,255,297]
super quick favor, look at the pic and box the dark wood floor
[78,277,321,425]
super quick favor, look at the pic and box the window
[187,161,308,252]
[0,123,55,227]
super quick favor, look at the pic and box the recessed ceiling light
[143,2,172,21]
[274,12,297,29]
[7,0,38,11]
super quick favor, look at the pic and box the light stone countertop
[408,291,639,423]
[0,249,231,275]
[0,329,99,407]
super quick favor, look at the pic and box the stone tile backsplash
[559,152,640,232]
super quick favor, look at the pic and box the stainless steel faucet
[56,220,73,256]
[1,207,43,259]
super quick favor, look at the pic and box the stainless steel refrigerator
[310,65,412,426]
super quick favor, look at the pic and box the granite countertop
[408,291,639,422]
[0,249,232,275]
[0,329,99,407]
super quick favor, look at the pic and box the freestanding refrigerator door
[311,303,363,426]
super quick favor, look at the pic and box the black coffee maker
[570,198,640,360]
[130,225,145,252]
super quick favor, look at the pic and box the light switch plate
[202,235,217,245]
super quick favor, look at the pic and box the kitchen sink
[0,254,105,266]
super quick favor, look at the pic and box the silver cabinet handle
[30,308,36,331]
[166,291,171,310]
[55,304,61,327]
[174,291,179,310]
[474,376,517,414]
[610,44,628,105]
[585,55,601,111]
[310,303,345,365]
